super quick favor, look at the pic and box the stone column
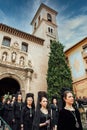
[25,68,33,93]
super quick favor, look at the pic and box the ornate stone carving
[12,41,19,49]
[28,60,32,68]
[2,52,7,61]
[14,41,19,46]
[19,56,24,66]
[11,52,16,62]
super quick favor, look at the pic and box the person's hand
[20,124,23,130]
[12,119,15,122]
[21,127,23,130]
[45,120,50,125]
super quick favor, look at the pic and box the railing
[0,116,12,130]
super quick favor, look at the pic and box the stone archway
[0,77,20,98]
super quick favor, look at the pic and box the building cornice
[0,61,33,73]
[0,23,44,45]
[65,37,87,53]
[31,3,58,25]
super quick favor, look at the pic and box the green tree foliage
[47,41,72,100]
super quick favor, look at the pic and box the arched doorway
[0,77,20,99]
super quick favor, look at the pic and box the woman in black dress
[58,90,83,130]
[50,96,59,130]
[21,93,35,130]
[13,92,24,130]
[2,98,14,128]
[32,91,50,130]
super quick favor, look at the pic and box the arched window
[34,22,36,30]
[48,27,50,33]
[38,15,41,23]
[47,13,52,22]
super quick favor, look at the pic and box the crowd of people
[0,89,83,130]
[75,96,87,108]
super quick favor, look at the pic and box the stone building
[0,3,58,101]
[65,37,87,98]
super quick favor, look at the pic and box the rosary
[71,111,79,128]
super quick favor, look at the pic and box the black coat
[2,103,14,126]
[13,101,24,120]
[50,104,59,127]
[13,101,24,130]
[58,108,83,130]
[32,110,51,130]
[21,106,35,130]
[0,102,4,117]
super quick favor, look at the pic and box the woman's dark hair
[25,93,35,109]
[5,98,10,103]
[12,94,16,98]
[60,87,71,108]
[51,95,58,104]
[32,91,48,130]
[63,90,72,99]
[63,90,73,106]
[15,91,22,102]
[63,90,74,108]
[36,91,48,110]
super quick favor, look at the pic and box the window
[83,44,87,53]
[48,27,50,33]
[21,42,28,52]
[38,15,41,23]
[2,37,11,47]
[66,57,69,64]
[48,27,53,34]
[85,59,87,64]
[34,22,36,30]
[50,40,52,44]
[47,13,52,22]
[51,28,53,34]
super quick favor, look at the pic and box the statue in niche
[28,60,32,68]
[11,52,16,62]
[20,56,24,65]
[2,52,7,61]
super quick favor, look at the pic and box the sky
[0,0,87,50]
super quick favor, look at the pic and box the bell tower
[31,4,59,92]
[31,3,58,42]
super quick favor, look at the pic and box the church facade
[0,3,58,101]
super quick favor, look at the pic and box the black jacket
[13,101,24,120]
[21,106,35,130]
[58,108,83,130]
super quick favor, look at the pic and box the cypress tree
[47,40,72,100]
